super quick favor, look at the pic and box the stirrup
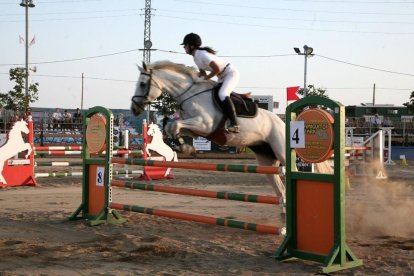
[227,125,240,133]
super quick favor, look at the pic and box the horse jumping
[131,61,333,201]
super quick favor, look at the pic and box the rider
[181,33,240,133]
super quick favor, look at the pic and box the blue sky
[0,0,413,113]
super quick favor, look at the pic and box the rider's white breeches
[217,65,240,101]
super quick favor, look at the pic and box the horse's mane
[148,60,199,79]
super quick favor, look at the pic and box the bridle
[131,69,213,108]
[131,70,162,106]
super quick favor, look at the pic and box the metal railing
[1,109,413,146]
[346,117,414,146]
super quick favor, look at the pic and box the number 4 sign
[290,121,305,148]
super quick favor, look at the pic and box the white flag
[29,35,36,46]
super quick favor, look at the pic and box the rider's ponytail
[198,46,216,55]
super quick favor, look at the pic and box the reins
[133,69,214,109]
[178,87,213,107]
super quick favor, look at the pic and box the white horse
[0,120,32,184]
[131,61,332,201]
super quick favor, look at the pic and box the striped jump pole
[35,170,143,178]
[35,161,84,167]
[34,150,83,155]
[34,145,83,151]
[112,158,283,175]
[33,145,127,151]
[105,150,143,155]
[34,150,143,156]
[111,179,280,205]
[111,170,143,175]
[35,171,83,178]
[344,146,371,151]
[110,202,282,235]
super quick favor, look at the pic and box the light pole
[20,0,35,108]
[294,45,314,97]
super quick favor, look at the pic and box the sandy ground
[0,158,413,275]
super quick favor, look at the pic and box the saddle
[212,84,258,118]
[206,84,258,145]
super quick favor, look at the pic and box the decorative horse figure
[131,61,332,202]
[146,122,178,164]
[0,120,32,185]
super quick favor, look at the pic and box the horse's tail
[315,160,333,174]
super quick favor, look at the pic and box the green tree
[151,92,179,116]
[295,85,330,112]
[297,85,329,98]
[0,67,39,111]
[403,91,414,113]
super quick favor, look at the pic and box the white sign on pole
[193,137,211,151]
[290,121,305,148]
[96,167,105,186]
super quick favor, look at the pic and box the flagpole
[20,0,35,110]
[24,2,29,105]
[286,92,288,111]
[81,73,84,110]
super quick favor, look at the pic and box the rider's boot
[222,96,240,133]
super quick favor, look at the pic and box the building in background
[251,95,276,112]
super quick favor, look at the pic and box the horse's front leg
[165,117,209,138]
[145,145,152,157]
[24,143,32,159]
[0,160,6,185]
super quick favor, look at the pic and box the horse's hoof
[180,144,194,155]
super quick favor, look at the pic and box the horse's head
[13,119,29,134]
[131,61,199,116]
[131,63,163,116]
[147,122,161,137]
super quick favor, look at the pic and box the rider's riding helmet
[180,33,202,48]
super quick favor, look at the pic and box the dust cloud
[347,168,414,238]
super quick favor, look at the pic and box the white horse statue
[131,61,332,202]
[146,122,178,177]
[0,119,32,185]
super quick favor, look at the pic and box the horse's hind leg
[250,142,286,213]
[257,155,285,200]
[251,147,286,200]
[254,152,286,217]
